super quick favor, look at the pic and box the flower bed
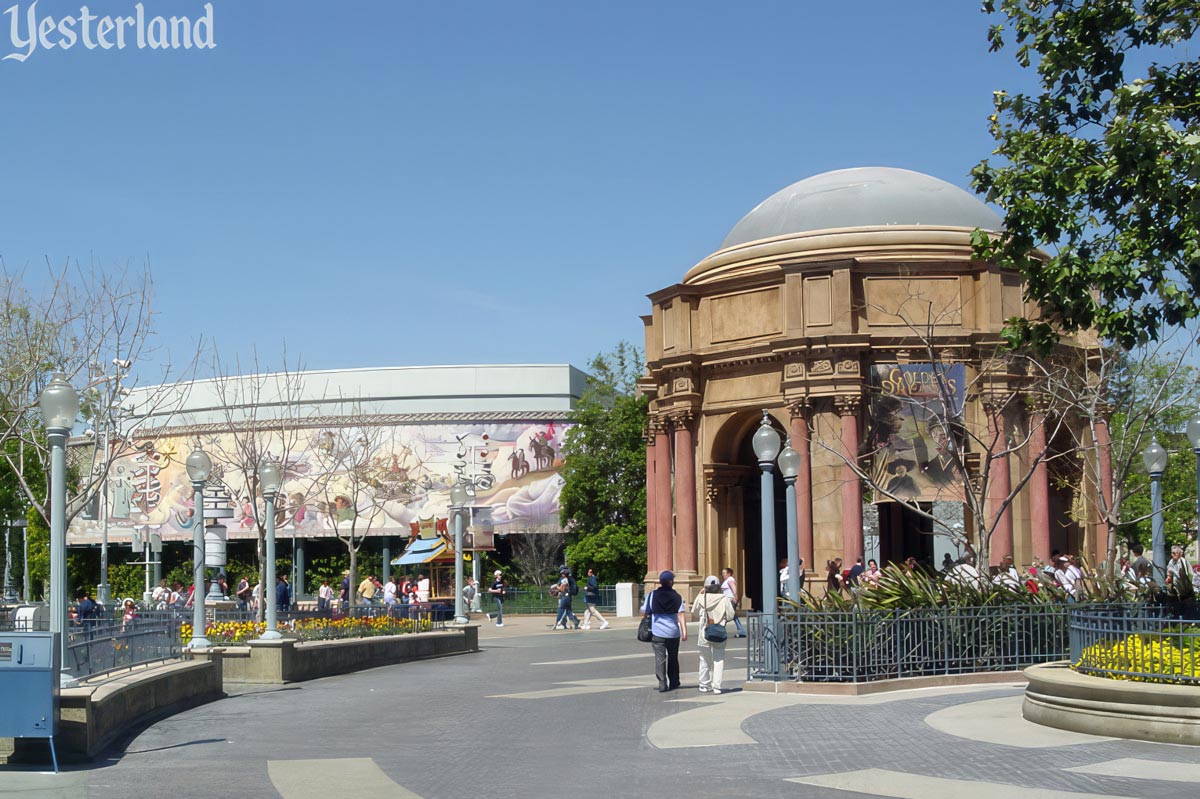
[1076,626,1200,685]
[181,615,433,644]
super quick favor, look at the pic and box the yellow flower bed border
[1075,626,1200,685]
[181,616,434,644]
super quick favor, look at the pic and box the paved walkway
[1,617,1196,798]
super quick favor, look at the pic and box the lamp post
[3,519,18,603]
[1188,413,1200,560]
[21,517,30,602]
[256,459,283,641]
[450,481,470,624]
[778,438,802,603]
[40,373,79,682]
[751,410,781,679]
[1142,437,1169,579]
[185,447,212,648]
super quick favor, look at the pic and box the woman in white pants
[691,575,735,694]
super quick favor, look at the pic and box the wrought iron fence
[65,617,182,680]
[1070,603,1200,685]
[748,604,1073,683]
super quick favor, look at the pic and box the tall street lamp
[1142,437,1169,579]
[778,438,802,603]
[1188,412,1200,560]
[3,519,18,603]
[751,410,781,679]
[185,447,212,648]
[40,372,79,682]
[450,480,470,625]
[257,459,283,641]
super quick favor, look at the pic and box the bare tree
[813,282,1078,566]
[1040,326,1200,573]
[305,411,390,612]
[199,346,310,619]
[510,532,566,590]
[0,260,196,526]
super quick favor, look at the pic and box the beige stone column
[987,401,1014,565]
[788,401,814,570]
[672,412,698,577]
[1029,409,1051,562]
[1095,416,1114,565]
[653,419,674,574]
[835,395,863,562]
[645,426,657,580]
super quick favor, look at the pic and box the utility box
[614,583,636,617]
[0,632,60,741]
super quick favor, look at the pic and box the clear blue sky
[1,0,1028,381]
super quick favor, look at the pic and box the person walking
[553,568,580,629]
[461,577,478,620]
[580,568,609,630]
[358,574,378,605]
[642,570,687,692]
[317,579,333,613]
[720,567,746,637]
[488,569,507,627]
[235,574,252,611]
[276,575,292,614]
[692,575,735,694]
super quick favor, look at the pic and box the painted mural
[866,364,966,503]
[67,421,571,544]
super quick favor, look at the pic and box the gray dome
[721,167,1002,249]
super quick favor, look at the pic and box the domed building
[640,167,1108,603]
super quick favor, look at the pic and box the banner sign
[867,364,966,503]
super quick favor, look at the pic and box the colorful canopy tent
[391,536,449,566]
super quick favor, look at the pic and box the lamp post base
[257,629,284,641]
[454,615,470,625]
[187,637,212,650]
[59,669,79,689]
[96,582,110,608]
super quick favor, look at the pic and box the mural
[866,364,966,503]
[68,420,571,544]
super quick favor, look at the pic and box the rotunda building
[641,167,1107,603]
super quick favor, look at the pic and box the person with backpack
[553,567,581,629]
[691,575,735,694]
[580,568,609,630]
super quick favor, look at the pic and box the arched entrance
[711,411,788,612]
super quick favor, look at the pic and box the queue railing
[749,603,1073,683]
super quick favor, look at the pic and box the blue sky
[1,0,1029,382]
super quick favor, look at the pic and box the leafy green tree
[973,1,1200,350]
[559,342,648,582]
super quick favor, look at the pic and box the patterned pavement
[0,616,1195,798]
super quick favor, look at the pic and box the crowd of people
[813,543,1196,602]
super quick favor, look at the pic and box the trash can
[0,631,60,770]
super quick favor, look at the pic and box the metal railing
[749,604,1072,683]
[65,617,182,680]
[1070,603,1200,685]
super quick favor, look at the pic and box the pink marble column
[1096,417,1114,565]
[672,413,698,576]
[1029,411,1051,561]
[645,431,657,579]
[835,396,863,562]
[654,421,674,573]
[987,404,1014,565]
[789,402,814,569]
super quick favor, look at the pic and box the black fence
[749,604,1072,682]
[1070,602,1200,685]
[65,616,182,680]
